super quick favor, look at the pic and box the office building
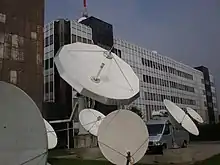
[195,66,219,123]
[114,38,220,123]
[0,0,44,110]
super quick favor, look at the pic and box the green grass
[194,154,220,165]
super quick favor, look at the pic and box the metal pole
[67,122,70,149]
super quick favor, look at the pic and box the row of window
[44,35,53,47]
[144,92,196,105]
[146,104,166,112]
[143,74,195,93]
[72,34,92,44]
[141,57,193,80]
[44,58,53,70]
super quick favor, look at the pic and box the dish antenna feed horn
[91,62,105,83]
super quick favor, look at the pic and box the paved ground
[49,141,220,164]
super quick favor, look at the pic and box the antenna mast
[82,0,88,17]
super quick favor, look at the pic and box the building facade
[44,18,219,125]
[114,38,213,123]
[0,0,44,110]
[195,66,219,123]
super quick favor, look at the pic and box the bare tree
[128,106,143,119]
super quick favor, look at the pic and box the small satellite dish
[78,16,87,22]
[54,42,139,105]
[163,99,199,136]
[43,119,58,149]
[186,107,204,123]
[98,110,149,165]
[0,81,47,164]
[79,109,105,136]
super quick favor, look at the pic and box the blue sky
[45,0,220,102]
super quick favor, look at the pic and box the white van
[146,117,189,154]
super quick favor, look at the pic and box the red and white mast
[82,0,88,18]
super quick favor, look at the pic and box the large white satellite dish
[79,108,105,136]
[186,107,204,123]
[163,99,199,136]
[98,110,149,165]
[43,119,58,149]
[0,81,48,165]
[54,42,139,105]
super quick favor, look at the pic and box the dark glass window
[44,37,49,47]
[44,59,49,70]
[49,81,53,93]
[50,58,53,68]
[77,36,82,42]
[83,38,87,43]
[45,82,49,93]
[49,35,53,45]
[72,34,76,43]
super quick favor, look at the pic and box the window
[147,124,164,136]
[10,70,17,84]
[31,32,37,40]
[72,34,76,43]
[4,43,10,59]
[11,48,19,60]
[0,13,6,23]
[0,44,3,58]
[0,33,4,43]
[77,36,82,42]
[44,37,49,47]
[45,82,49,93]
[49,81,53,93]
[88,40,92,44]
[49,35,53,45]
[44,59,49,70]
[50,58,53,68]
[163,124,170,135]
[12,34,19,48]
[83,38,87,43]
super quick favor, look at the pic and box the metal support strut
[126,151,131,165]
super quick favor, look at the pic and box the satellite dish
[0,81,47,164]
[98,110,149,165]
[43,119,58,149]
[79,109,105,136]
[186,107,204,123]
[163,99,199,136]
[78,17,87,22]
[54,42,140,105]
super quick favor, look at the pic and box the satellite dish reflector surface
[43,119,58,149]
[98,110,149,165]
[0,81,47,165]
[163,99,199,136]
[186,107,204,123]
[78,17,87,22]
[79,109,105,136]
[54,42,140,105]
